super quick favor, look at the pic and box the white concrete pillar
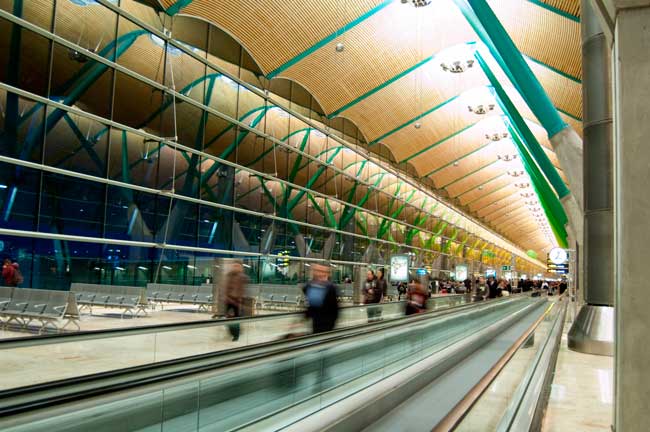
[613,5,650,430]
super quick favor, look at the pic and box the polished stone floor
[542,329,613,432]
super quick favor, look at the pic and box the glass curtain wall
[0,0,542,289]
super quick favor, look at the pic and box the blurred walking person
[2,258,22,287]
[364,268,385,322]
[304,263,339,334]
[405,279,428,315]
[222,262,248,341]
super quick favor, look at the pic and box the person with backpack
[304,264,339,334]
[2,258,22,287]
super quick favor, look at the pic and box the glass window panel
[0,160,40,231]
[0,90,46,162]
[43,109,109,177]
[104,184,168,243]
[115,18,164,83]
[113,70,163,129]
[0,19,51,97]
[38,171,106,237]
[54,0,118,57]
[49,40,114,120]
[1,0,54,31]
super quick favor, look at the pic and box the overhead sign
[501,265,511,271]
[486,269,497,278]
[416,268,427,275]
[390,255,410,282]
[455,264,468,281]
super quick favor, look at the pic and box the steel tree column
[567,0,614,357]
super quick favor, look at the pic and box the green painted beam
[525,0,580,23]
[266,0,394,79]
[454,173,506,199]
[400,121,480,164]
[524,54,581,84]
[476,52,570,199]
[436,159,499,189]
[462,0,569,138]
[165,0,194,16]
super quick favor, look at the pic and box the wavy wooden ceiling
[156,0,582,256]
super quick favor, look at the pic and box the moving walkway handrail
[433,294,567,431]
[0,294,469,350]
[497,296,567,431]
[0,295,515,417]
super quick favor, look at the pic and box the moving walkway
[0,294,565,431]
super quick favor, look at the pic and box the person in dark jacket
[219,262,249,341]
[304,264,339,334]
[369,268,387,322]
[363,269,383,322]
[487,276,499,299]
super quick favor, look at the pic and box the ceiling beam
[466,183,513,209]
[401,121,480,163]
[454,173,506,199]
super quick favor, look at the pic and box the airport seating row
[0,286,80,333]
[148,283,213,311]
[70,283,149,318]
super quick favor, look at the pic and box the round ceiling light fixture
[414,122,422,129]
[335,42,345,52]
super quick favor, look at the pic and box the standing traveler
[304,264,340,334]
[363,269,382,322]
[405,279,428,315]
[222,262,248,341]
[397,282,407,300]
[487,276,499,299]
[2,259,22,287]
[475,276,488,301]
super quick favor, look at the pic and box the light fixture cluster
[441,59,474,74]
[468,104,495,115]
[487,132,509,142]
[507,170,525,177]
[401,0,433,7]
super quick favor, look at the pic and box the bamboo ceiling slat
[476,192,520,218]
[431,139,513,187]
[527,59,582,119]
[279,0,473,114]
[347,64,487,143]
[458,175,512,206]
[445,161,508,197]
[490,0,581,79]
[181,0,383,74]
[535,0,580,17]
[468,186,517,212]
[407,117,506,174]
[382,95,502,165]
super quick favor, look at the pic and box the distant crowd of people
[211,262,568,343]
